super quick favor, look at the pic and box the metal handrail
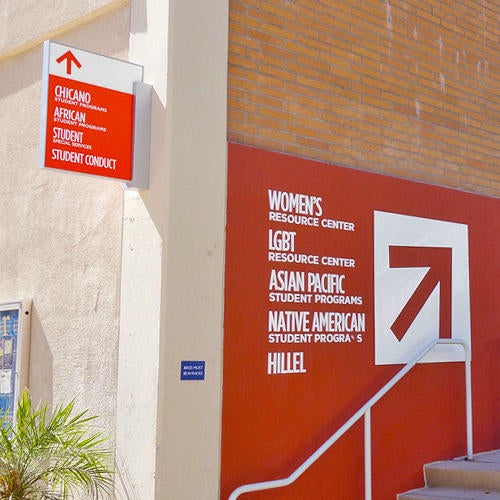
[229,338,472,500]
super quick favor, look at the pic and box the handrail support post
[465,355,473,460]
[364,408,372,500]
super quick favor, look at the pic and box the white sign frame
[39,41,150,187]
[374,211,471,365]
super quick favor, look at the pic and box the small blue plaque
[180,360,205,381]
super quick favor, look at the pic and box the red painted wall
[221,143,499,499]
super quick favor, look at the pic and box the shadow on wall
[115,85,167,500]
[138,87,169,229]
[0,5,131,101]
[28,304,53,409]
[115,449,142,500]
[130,0,148,35]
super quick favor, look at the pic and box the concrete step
[399,486,500,499]
[398,488,500,500]
[425,450,500,491]
[398,450,500,500]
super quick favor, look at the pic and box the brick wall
[227,0,499,196]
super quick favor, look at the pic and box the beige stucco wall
[117,0,228,497]
[155,0,228,494]
[0,0,130,476]
[0,0,129,61]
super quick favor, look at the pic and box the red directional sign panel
[221,143,500,499]
[40,41,143,181]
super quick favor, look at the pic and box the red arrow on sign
[56,50,82,75]
[389,246,452,342]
